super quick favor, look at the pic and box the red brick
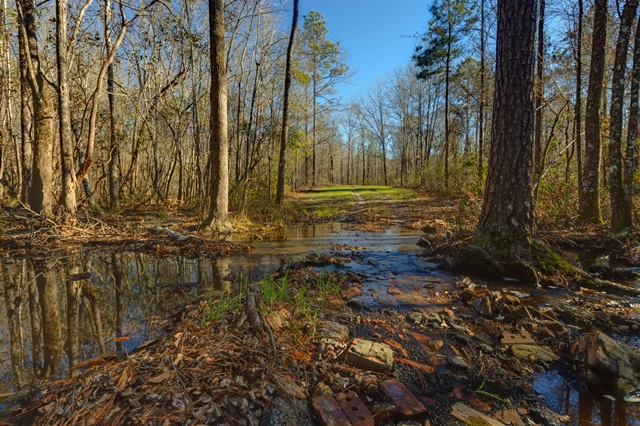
[334,391,374,426]
[380,378,427,420]
[311,396,353,426]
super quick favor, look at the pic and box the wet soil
[2,187,640,424]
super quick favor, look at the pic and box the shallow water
[1,222,640,424]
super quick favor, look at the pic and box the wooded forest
[2,0,638,238]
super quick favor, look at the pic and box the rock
[347,298,364,311]
[370,401,398,425]
[473,297,493,317]
[260,396,314,426]
[380,378,427,420]
[346,339,394,373]
[495,409,525,426]
[359,374,381,398]
[318,321,350,345]
[407,310,424,325]
[594,311,611,322]
[447,356,471,371]
[334,390,374,426]
[450,402,505,426]
[572,332,640,395]
[423,313,442,328]
[527,405,562,426]
[459,289,476,302]
[501,294,521,306]
[511,345,559,363]
[315,383,333,397]
[310,396,352,426]
[479,343,494,354]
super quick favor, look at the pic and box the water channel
[0,223,639,424]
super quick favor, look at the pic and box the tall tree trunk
[57,0,77,215]
[20,0,54,216]
[202,0,232,232]
[624,12,640,210]
[575,0,583,197]
[276,0,298,205]
[533,0,544,184]
[444,26,451,189]
[608,0,638,232]
[580,0,607,223]
[106,0,120,211]
[18,14,31,204]
[312,65,317,187]
[478,0,485,179]
[475,0,537,257]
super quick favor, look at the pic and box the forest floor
[2,186,640,425]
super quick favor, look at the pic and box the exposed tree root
[436,238,640,297]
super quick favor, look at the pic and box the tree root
[446,239,640,296]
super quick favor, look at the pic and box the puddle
[2,222,640,424]
[532,367,640,425]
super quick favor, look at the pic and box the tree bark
[275,0,298,205]
[475,0,537,258]
[608,0,638,232]
[19,0,54,216]
[580,0,607,223]
[533,0,546,190]
[202,0,232,232]
[106,0,120,211]
[57,0,77,215]
[624,11,640,210]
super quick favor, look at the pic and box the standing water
[1,222,640,424]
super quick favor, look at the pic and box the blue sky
[298,0,431,102]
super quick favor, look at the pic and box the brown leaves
[148,369,173,383]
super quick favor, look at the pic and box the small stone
[511,344,559,363]
[346,339,394,373]
[447,356,471,371]
[594,311,611,322]
[359,374,380,398]
[479,343,494,354]
[473,297,492,317]
[317,321,350,345]
[347,298,363,311]
[370,401,398,424]
[407,311,424,324]
[380,378,427,420]
[315,383,333,396]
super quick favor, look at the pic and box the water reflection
[0,253,246,392]
[533,365,640,425]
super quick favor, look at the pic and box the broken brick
[346,339,393,373]
[311,396,353,426]
[334,391,374,426]
[379,378,427,420]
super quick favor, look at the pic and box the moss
[531,239,576,276]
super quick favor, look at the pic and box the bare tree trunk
[580,0,607,223]
[624,13,640,209]
[202,0,232,232]
[475,0,537,258]
[106,0,120,211]
[19,0,54,216]
[18,17,31,204]
[36,263,61,377]
[57,0,77,215]
[276,0,298,205]
[575,0,583,197]
[478,0,485,179]
[608,0,638,232]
